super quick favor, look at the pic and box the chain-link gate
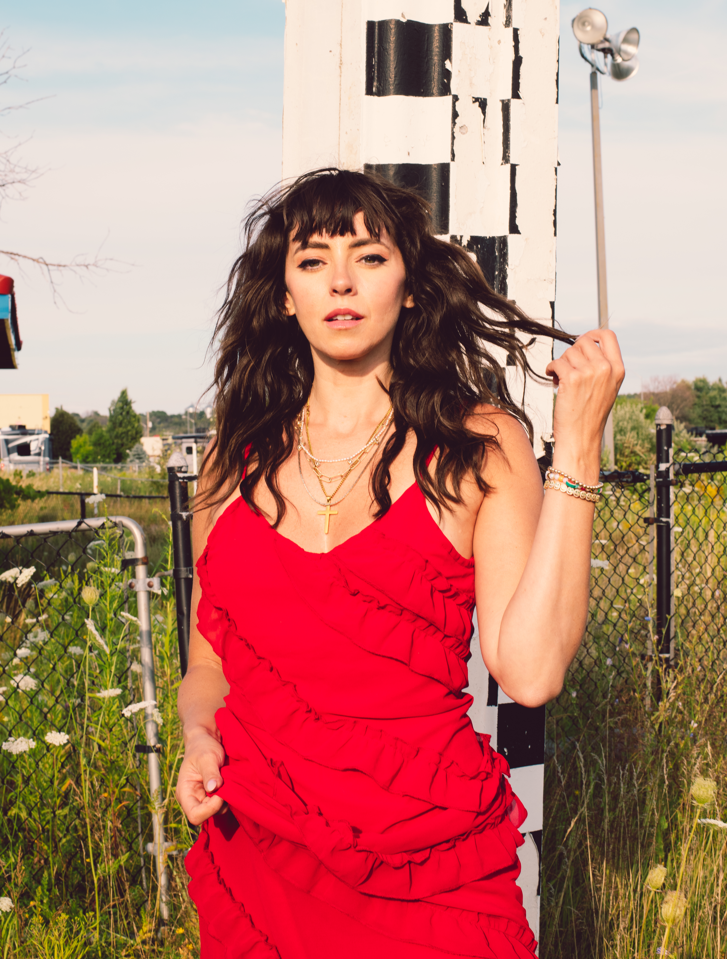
[0,516,169,919]
[560,408,727,704]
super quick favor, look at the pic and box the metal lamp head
[609,54,639,80]
[572,8,608,44]
[606,27,640,60]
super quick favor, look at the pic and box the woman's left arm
[474,329,624,707]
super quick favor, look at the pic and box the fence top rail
[48,490,168,501]
[0,515,147,561]
[675,460,727,476]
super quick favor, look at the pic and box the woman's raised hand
[175,727,227,825]
[544,329,625,474]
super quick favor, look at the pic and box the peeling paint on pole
[282,0,559,938]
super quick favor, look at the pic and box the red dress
[185,480,536,958]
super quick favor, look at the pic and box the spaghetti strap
[425,445,438,467]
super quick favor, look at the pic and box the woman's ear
[403,292,415,309]
[284,290,296,316]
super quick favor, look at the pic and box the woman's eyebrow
[294,236,386,253]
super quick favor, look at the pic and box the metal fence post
[167,453,193,677]
[655,406,674,693]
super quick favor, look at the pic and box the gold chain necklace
[295,403,393,534]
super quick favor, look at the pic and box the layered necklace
[295,401,393,534]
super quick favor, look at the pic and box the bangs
[282,169,401,248]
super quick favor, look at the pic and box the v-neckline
[256,481,474,566]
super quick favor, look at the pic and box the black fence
[0,517,168,918]
[565,410,727,704]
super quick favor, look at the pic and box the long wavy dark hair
[200,167,572,523]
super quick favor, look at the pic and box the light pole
[572,8,640,469]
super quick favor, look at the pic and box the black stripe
[487,673,499,707]
[504,0,512,28]
[451,95,459,162]
[509,164,520,235]
[553,166,558,237]
[365,20,452,97]
[530,829,543,897]
[454,2,490,24]
[365,162,450,234]
[454,0,469,22]
[501,100,511,164]
[451,235,509,297]
[496,703,545,768]
[512,28,522,99]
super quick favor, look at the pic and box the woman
[176,168,624,958]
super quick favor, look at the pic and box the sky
[0,0,724,416]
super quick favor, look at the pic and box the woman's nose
[330,260,355,295]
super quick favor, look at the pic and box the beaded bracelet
[544,468,603,503]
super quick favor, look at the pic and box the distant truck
[0,425,52,471]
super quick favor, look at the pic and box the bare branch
[0,247,130,307]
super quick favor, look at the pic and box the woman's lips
[324,310,363,329]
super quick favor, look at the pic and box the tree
[691,378,727,429]
[50,408,82,460]
[641,376,695,425]
[107,389,143,462]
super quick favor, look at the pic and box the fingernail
[206,779,217,792]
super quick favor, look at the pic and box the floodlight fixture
[608,26,640,61]
[571,9,641,468]
[572,8,608,45]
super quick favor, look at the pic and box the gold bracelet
[545,468,603,493]
[544,477,601,503]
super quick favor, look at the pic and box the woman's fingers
[175,742,226,825]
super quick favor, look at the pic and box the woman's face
[284,211,414,366]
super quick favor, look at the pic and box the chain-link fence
[561,417,727,705]
[0,517,169,919]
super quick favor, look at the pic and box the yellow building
[0,394,50,432]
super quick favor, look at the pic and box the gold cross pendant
[317,502,338,535]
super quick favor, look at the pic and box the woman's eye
[299,258,324,270]
[361,254,387,265]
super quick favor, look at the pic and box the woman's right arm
[175,447,232,826]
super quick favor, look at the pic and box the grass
[0,458,725,957]
[0,513,198,958]
[0,466,171,569]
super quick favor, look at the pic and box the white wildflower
[691,777,718,806]
[68,646,84,656]
[0,687,6,703]
[85,619,109,654]
[11,658,22,667]
[44,731,70,746]
[15,567,36,588]
[0,568,20,583]
[93,688,122,699]
[86,493,105,505]
[690,720,698,729]
[15,647,32,658]
[0,896,13,912]
[152,708,163,727]
[100,566,120,574]
[81,585,99,606]
[645,864,667,891]
[11,675,37,692]
[699,818,727,830]
[129,662,143,674]
[606,658,613,666]
[36,580,57,591]
[119,611,140,626]
[27,629,49,644]
[2,736,36,754]
[121,699,156,718]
